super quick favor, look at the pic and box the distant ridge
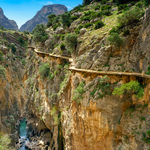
[0,7,18,30]
[20,4,68,32]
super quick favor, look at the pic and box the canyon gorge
[1,1,150,150]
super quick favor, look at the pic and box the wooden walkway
[28,46,73,63]
[28,46,150,79]
[68,67,150,79]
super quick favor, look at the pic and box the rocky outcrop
[23,6,150,150]
[20,4,67,32]
[0,7,18,30]
[0,31,27,147]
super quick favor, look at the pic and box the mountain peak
[20,4,67,32]
[0,7,18,30]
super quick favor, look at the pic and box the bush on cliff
[0,51,4,61]
[32,24,48,43]
[39,63,50,79]
[64,33,78,53]
[94,21,105,30]
[73,81,85,102]
[0,65,6,78]
[47,14,56,27]
[107,32,123,47]
[113,80,144,99]
[117,7,142,28]
[0,133,14,150]
[61,12,71,27]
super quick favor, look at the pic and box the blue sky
[0,0,82,28]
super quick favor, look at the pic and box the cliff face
[20,4,67,32]
[0,31,27,148]
[23,6,150,150]
[0,7,18,30]
[1,2,150,150]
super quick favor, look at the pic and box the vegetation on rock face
[32,24,48,43]
[61,12,71,27]
[64,33,78,53]
[0,51,4,61]
[0,65,6,78]
[73,81,85,102]
[117,7,142,28]
[113,80,144,99]
[90,76,112,99]
[39,63,50,79]
[0,134,14,150]
[47,14,56,28]
[9,44,16,54]
[60,42,66,51]
[94,21,105,30]
[107,32,123,47]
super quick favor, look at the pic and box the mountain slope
[20,4,67,32]
[0,7,18,30]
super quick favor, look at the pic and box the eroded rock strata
[1,2,150,150]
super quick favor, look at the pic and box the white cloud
[47,1,54,4]
[66,6,73,10]
[39,1,54,5]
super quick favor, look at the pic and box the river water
[19,119,28,150]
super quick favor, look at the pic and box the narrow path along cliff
[1,1,150,150]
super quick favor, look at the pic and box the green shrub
[0,51,4,61]
[118,4,129,11]
[83,0,92,5]
[102,10,112,16]
[17,36,24,44]
[71,16,78,21]
[49,72,54,80]
[84,23,93,28]
[91,11,102,18]
[60,43,65,51]
[146,67,150,75]
[9,44,16,54]
[75,25,84,34]
[113,80,144,99]
[147,130,150,137]
[23,31,30,34]
[123,29,130,36]
[143,0,150,6]
[52,16,60,25]
[101,5,111,10]
[64,33,78,53]
[47,14,56,27]
[61,35,65,40]
[0,133,14,150]
[53,24,59,31]
[84,11,93,16]
[73,81,85,102]
[53,34,61,41]
[78,25,84,29]
[117,7,142,28]
[32,24,48,43]
[61,12,71,27]
[39,63,50,79]
[109,27,119,35]
[90,76,111,99]
[81,15,91,21]
[94,21,105,29]
[107,32,123,47]
[0,65,6,78]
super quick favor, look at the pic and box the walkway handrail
[28,46,150,79]
[28,46,73,62]
[68,67,150,79]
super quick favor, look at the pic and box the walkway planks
[28,46,73,63]
[28,46,150,79]
[68,67,150,79]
